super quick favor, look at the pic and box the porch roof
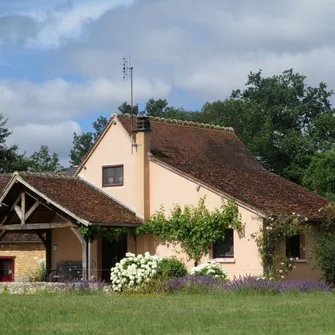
[0,172,141,227]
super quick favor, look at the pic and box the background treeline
[2,69,335,200]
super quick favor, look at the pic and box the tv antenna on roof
[122,55,136,151]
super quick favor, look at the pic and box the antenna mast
[123,55,136,151]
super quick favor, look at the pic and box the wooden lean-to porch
[0,172,141,282]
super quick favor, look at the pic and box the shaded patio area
[0,172,141,281]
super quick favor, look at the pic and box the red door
[0,257,14,282]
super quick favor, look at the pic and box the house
[0,114,330,281]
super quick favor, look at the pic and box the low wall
[0,282,109,294]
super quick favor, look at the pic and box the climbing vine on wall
[136,197,243,266]
[252,213,310,279]
[79,225,134,242]
[313,203,335,285]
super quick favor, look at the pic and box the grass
[1,292,335,335]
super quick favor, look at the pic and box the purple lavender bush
[165,275,332,294]
[57,279,107,294]
[165,275,225,293]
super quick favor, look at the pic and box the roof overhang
[0,172,90,227]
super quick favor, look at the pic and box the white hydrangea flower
[191,262,227,279]
[110,252,163,291]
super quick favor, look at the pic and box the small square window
[286,234,305,259]
[213,229,234,258]
[102,166,124,187]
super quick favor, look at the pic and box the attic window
[102,165,124,187]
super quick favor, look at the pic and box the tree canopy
[29,145,63,173]
[66,69,335,200]
[201,69,335,184]
[69,116,108,166]
[0,115,30,173]
[0,114,64,173]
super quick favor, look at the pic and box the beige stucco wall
[77,121,264,278]
[0,242,45,281]
[142,161,264,278]
[76,120,326,280]
[284,226,323,281]
[78,119,142,216]
[51,228,98,278]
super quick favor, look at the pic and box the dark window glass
[102,166,124,187]
[286,234,304,258]
[213,229,234,258]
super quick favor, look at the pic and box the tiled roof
[0,174,11,194]
[118,114,329,218]
[0,172,141,225]
[0,232,41,243]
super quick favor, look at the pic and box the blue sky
[1,0,335,166]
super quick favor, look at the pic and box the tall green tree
[141,98,193,119]
[69,116,108,166]
[29,145,63,172]
[302,150,335,201]
[118,102,139,115]
[0,114,30,173]
[200,69,335,184]
[143,98,169,116]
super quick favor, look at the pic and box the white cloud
[6,121,82,166]
[0,0,134,48]
[0,76,171,126]
[26,0,134,49]
[2,0,335,164]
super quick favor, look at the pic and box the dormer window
[102,165,124,187]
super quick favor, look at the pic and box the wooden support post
[25,201,39,221]
[46,230,52,275]
[21,192,25,225]
[87,239,91,279]
[35,230,52,278]
[0,231,8,242]
[71,227,88,280]
[35,231,47,247]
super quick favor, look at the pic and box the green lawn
[1,293,335,335]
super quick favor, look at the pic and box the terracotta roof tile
[20,173,141,225]
[0,173,140,225]
[0,232,41,243]
[118,114,329,218]
[0,174,11,194]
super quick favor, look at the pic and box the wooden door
[101,235,127,282]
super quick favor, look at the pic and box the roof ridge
[17,171,76,179]
[116,113,234,132]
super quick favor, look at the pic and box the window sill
[102,184,124,188]
[210,258,235,264]
[294,259,307,263]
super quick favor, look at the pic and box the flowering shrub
[165,275,224,293]
[252,213,309,279]
[191,262,227,279]
[165,275,331,294]
[277,257,297,279]
[157,258,187,278]
[110,252,161,292]
[29,258,47,282]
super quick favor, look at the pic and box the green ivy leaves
[137,198,243,266]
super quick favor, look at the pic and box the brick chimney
[135,116,151,220]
